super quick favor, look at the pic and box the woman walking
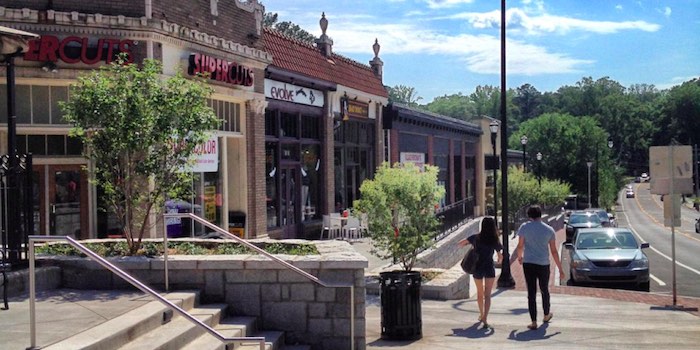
[516,205,564,330]
[458,216,503,329]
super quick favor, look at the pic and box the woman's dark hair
[478,216,499,246]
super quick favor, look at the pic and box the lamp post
[587,161,593,208]
[496,0,515,289]
[536,152,542,188]
[520,135,528,173]
[595,139,614,207]
[489,120,499,218]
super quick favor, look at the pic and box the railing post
[28,237,36,350]
[350,285,355,350]
[163,222,169,292]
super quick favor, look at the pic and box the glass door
[280,165,300,238]
[46,165,88,238]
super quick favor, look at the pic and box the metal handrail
[163,213,355,350]
[28,235,266,350]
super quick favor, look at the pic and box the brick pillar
[322,94,335,215]
[246,98,267,238]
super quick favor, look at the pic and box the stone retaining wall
[39,239,367,350]
[414,219,480,270]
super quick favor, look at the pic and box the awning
[0,25,39,56]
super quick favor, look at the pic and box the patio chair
[342,216,361,241]
[321,215,340,240]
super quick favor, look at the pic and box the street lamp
[520,135,528,173]
[536,152,542,188]
[595,139,614,207]
[489,120,499,218]
[496,0,515,289]
[587,161,593,208]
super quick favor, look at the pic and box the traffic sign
[650,145,694,195]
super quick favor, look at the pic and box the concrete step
[43,291,200,350]
[117,304,228,350]
[182,318,286,350]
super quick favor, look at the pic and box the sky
[261,0,699,103]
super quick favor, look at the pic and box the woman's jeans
[523,263,551,322]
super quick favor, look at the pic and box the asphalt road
[616,182,700,298]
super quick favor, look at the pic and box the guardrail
[162,213,356,350]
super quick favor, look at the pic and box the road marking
[620,198,700,277]
[650,273,666,286]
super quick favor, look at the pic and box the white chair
[342,216,361,241]
[358,213,369,239]
[329,216,343,239]
[321,215,340,240]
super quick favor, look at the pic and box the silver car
[565,228,650,291]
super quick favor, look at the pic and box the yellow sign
[204,186,216,221]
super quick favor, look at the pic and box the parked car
[565,228,650,291]
[626,189,635,198]
[587,208,615,227]
[565,211,602,242]
[640,173,650,182]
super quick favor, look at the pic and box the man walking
[516,205,564,330]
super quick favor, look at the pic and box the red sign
[188,53,254,87]
[24,35,133,64]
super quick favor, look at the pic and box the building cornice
[0,6,272,64]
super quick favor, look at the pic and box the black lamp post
[1,27,38,264]
[489,120,499,217]
[594,139,614,207]
[536,152,542,188]
[520,135,528,173]
[496,0,515,289]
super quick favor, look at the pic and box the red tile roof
[262,27,388,98]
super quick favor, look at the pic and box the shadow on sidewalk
[507,323,561,341]
[449,322,495,339]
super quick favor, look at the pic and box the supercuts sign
[24,35,133,64]
[188,53,254,87]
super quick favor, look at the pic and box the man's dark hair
[527,205,542,219]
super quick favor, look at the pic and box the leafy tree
[354,162,445,272]
[512,83,542,123]
[469,85,500,118]
[387,84,423,107]
[504,166,570,229]
[263,12,317,43]
[654,78,700,146]
[423,93,475,121]
[61,56,219,254]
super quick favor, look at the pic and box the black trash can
[379,270,422,340]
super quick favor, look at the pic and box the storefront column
[322,98,335,215]
[246,98,267,237]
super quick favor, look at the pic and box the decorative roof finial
[372,38,380,58]
[320,12,328,35]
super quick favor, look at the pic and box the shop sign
[23,35,133,64]
[265,79,324,107]
[191,135,219,173]
[400,152,425,170]
[188,53,254,87]
[341,97,369,119]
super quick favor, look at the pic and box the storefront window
[301,144,320,221]
[280,112,298,138]
[266,142,279,227]
[334,120,375,211]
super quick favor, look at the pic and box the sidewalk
[356,217,700,349]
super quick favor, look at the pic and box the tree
[61,55,219,254]
[504,166,570,227]
[386,85,423,107]
[263,12,317,43]
[423,93,475,121]
[353,162,445,272]
[469,85,500,118]
[512,83,542,123]
[655,78,700,146]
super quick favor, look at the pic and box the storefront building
[262,15,388,239]
[383,103,482,216]
[0,1,272,239]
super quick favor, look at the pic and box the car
[640,173,650,182]
[586,208,615,227]
[565,228,650,291]
[626,189,635,198]
[565,211,603,242]
[625,184,633,190]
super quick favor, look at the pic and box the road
[616,182,700,298]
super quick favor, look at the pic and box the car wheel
[639,281,650,292]
[568,270,576,286]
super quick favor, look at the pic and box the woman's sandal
[482,322,491,329]
[543,313,554,323]
[527,322,538,330]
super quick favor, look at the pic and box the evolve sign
[23,35,134,64]
[264,79,324,107]
[188,53,254,87]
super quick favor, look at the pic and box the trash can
[379,270,422,340]
[228,211,246,238]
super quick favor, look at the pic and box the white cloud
[316,20,592,76]
[423,0,474,9]
[615,4,623,11]
[663,6,672,18]
[445,8,661,34]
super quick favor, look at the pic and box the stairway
[41,290,309,350]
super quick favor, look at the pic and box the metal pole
[29,237,37,349]
[669,145,677,306]
[595,143,599,208]
[695,144,699,198]
[164,220,169,292]
[5,54,20,263]
[522,143,526,173]
[497,0,515,289]
[492,137,497,219]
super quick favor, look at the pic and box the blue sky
[261,0,699,103]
